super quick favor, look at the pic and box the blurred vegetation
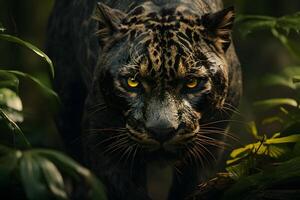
[1,0,300,199]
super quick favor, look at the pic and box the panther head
[87,2,235,160]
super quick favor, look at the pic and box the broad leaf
[236,12,300,58]
[247,121,261,140]
[265,134,300,144]
[293,76,300,83]
[262,117,283,125]
[271,28,300,58]
[228,133,294,162]
[226,159,253,180]
[263,74,295,89]
[0,34,54,78]
[0,88,23,122]
[33,149,107,200]
[223,157,300,200]
[263,67,300,89]
[0,70,59,101]
[0,71,19,91]
[254,98,298,111]
[20,153,51,200]
[264,145,289,158]
[235,15,275,37]
[38,156,68,200]
[237,12,300,37]
[0,109,30,148]
[276,12,300,33]
[0,145,22,186]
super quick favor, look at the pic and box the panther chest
[146,162,174,200]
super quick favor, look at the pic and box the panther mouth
[126,124,198,153]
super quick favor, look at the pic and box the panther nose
[146,121,176,143]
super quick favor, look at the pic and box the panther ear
[94,3,126,44]
[202,7,235,52]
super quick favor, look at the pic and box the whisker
[195,137,229,149]
[222,106,245,119]
[223,103,242,115]
[119,144,134,164]
[130,144,139,176]
[84,128,127,133]
[190,146,204,168]
[216,106,231,119]
[102,137,129,154]
[200,119,247,127]
[198,130,239,142]
[195,141,217,163]
[184,146,195,166]
[92,133,128,148]
[86,106,108,119]
[196,134,229,145]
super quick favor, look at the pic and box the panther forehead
[119,6,213,80]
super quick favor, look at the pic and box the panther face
[90,2,235,159]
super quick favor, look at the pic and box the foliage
[222,11,300,199]
[0,34,54,77]
[222,66,300,198]
[0,26,107,199]
[190,10,300,200]
[236,12,300,58]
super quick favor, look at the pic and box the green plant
[224,11,300,199]
[236,12,300,58]
[0,23,107,200]
[189,11,300,200]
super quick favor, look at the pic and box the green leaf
[38,156,68,200]
[0,34,54,78]
[0,145,22,186]
[20,153,51,200]
[0,109,30,148]
[254,98,298,111]
[33,149,107,200]
[226,159,253,180]
[228,137,290,161]
[265,134,300,144]
[263,67,300,89]
[283,66,300,76]
[236,12,300,35]
[236,13,300,58]
[271,28,300,58]
[293,76,300,83]
[235,15,276,37]
[263,74,295,89]
[0,88,23,122]
[264,145,289,158]
[0,70,59,101]
[247,121,261,140]
[276,12,300,33]
[262,117,284,125]
[223,157,300,200]
[0,71,19,91]
[229,145,252,160]
[0,23,5,32]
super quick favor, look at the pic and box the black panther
[47,0,242,199]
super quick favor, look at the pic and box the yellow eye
[127,77,140,88]
[186,78,198,88]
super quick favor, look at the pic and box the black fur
[47,0,242,199]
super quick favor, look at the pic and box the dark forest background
[1,0,300,199]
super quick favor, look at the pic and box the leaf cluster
[0,24,107,200]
